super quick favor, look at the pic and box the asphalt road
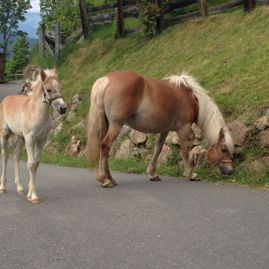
[0,81,269,269]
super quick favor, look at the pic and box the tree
[8,32,30,73]
[0,0,31,66]
[40,0,80,37]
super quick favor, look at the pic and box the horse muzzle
[52,98,68,115]
[218,162,234,176]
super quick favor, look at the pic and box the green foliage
[40,0,80,37]
[7,32,30,73]
[139,0,160,36]
[0,0,30,60]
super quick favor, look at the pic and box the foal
[0,69,67,203]
[87,70,234,187]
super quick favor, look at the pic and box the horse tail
[86,76,109,168]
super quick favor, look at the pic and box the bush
[139,0,160,36]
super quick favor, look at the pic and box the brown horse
[0,69,67,203]
[86,70,234,187]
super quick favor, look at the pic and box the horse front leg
[0,134,10,193]
[25,135,40,204]
[14,136,25,194]
[97,123,122,188]
[178,124,198,180]
[147,131,168,181]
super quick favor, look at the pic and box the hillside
[34,6,269,186]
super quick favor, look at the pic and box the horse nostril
[60,106,67,114]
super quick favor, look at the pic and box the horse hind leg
[147,131,168,181]
[177,124,198,180]
[0,133,11,193]
[97,122,122,188]
[14,136,25,194]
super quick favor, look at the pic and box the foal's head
[40,69,67,114]
[207,128,234,176]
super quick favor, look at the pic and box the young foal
[87,70,234,187]
[0,69,67,203]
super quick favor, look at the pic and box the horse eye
[47,89,52,93]
[221,149,227,153]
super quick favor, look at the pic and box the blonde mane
[31,68,57,92]
[167,73,234,155]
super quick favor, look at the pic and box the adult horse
[0,68,67,203]
[86,70,234,187]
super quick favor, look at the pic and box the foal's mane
[31,68,57,92]
[167,73,234,155]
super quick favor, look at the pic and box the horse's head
[40,69,67,114]
[207,128,234,176]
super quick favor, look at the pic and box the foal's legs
[25,135,40,204]
[14,136,25,194]
[147,131,168,181]
[97,123,122,188]
[177,124,197,180]
[0,133,10,193]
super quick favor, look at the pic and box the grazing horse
[0,69,67,203]
[86,70,234,188]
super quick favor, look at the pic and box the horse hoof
[102,178,114,188]
[17,190,25,195]
[111,179,118,186]
[189,178,201,181]
[150,176,161,181]
[0,188,6,193]
[30,198,40,204]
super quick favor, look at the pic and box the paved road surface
[0,81,269,269]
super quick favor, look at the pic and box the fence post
[79,0,90,39]
[55,21,61,62]
[198,0,208,17]
[117,0,125,37]
[243,0,256,11]
[39,23,45,57]
[156,0,164,33]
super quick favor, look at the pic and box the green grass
[31,6,269,188]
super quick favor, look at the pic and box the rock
[115,139,134,159]
[255,116,269,131]
[258,129,269,147]
[227,120,253,147]
[166,131,179,145]
[71,121,85,130]
[129,130,147,145]
[70,103,79,112]
[249,160,266,174]
[158,145,172,164]
[72,94,82,104]
[66,111,76,122]
[191,123,202,140]
[44,141,58,154]
[65,135,82,156]
[118,125,131,139]
[249,156,269,174]
[53,122,64,136]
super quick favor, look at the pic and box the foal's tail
[86,76,109,168]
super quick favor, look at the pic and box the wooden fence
[39,21,82,59]
[79,0,257,38]
[38,0,258,57]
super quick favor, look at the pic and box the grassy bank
[32,6,269,187]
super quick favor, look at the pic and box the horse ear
[40,70,46,81]
[218,128,225,142]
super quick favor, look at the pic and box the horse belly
[127,114,174,133]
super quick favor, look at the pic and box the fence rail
[78,0,257,39]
